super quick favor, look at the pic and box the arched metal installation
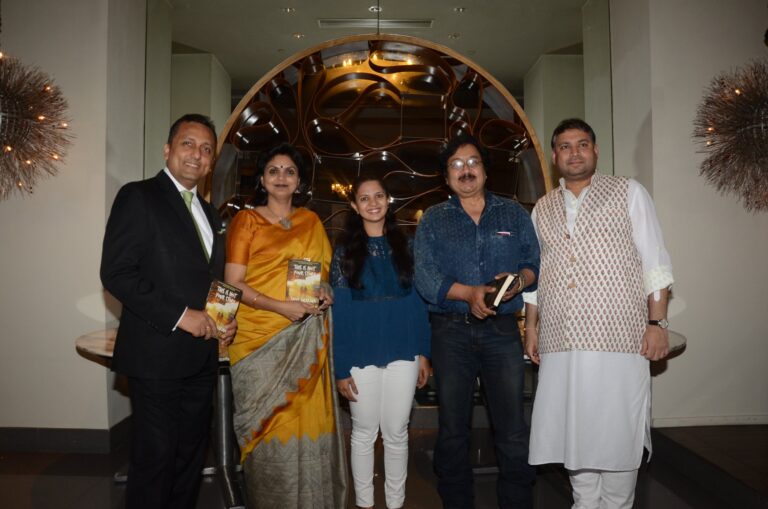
[210,34,549,240]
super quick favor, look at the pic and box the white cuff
[644,265,674,296]
[173,307,188,331]
[522,290,538,306]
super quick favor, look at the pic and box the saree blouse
[226,207,332,365]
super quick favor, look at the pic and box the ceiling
[169,0,588,97]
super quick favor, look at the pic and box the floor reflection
[2,424,762,508]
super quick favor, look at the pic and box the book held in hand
[484,273,519,309]
[205,280,242,356]
[286,259,322,305]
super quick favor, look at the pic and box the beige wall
[0,0,144,430]
[171,53,232,137]
[611,0,654,190]
[582,0,614,175]
[144,0,173,176]
[523,59,545,161]
[523,55,585,184]
[105,0,147,427]
[210,56,234,135]
[612,0,768,426]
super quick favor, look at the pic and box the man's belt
[429,312,517,325]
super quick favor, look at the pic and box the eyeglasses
[447,157,483,172]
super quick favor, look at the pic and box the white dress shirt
[163,167,214,257]
[163,167,214,329]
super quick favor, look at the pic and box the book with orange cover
[286,259,322,305]
[204,280,242,357]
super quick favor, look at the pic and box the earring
[294,188,300,194]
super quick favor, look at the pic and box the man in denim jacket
[415,134,540,509]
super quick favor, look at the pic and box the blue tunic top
[331,236,431,379]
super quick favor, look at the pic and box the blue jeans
[430,313,534,509]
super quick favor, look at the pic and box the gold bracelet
[251,290,261,307]
[517,273,526,293]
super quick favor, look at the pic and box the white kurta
[525,176,673,471]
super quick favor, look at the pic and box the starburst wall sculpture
[693,59,768,212]
[0,54,71,200]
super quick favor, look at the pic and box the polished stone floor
[1,426,761,508]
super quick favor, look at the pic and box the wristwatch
[648,318,669,329]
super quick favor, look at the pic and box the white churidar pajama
[569,469,639,509]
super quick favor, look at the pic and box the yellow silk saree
[227,208,347,508]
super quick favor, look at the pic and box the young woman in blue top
[331,176,431,509]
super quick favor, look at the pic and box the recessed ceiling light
[448,33,461,39]
[453,7,466,13]
[293,32,305,38]
[368,5,383,13]
[281,7,296,13]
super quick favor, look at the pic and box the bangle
[517,273,526,293]
[251,290,261,307]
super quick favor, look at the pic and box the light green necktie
[181,190,210,262]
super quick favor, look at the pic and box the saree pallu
[231,313,348,509]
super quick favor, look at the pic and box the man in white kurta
[524,118,674,509]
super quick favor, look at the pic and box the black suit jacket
[101,170,225,379]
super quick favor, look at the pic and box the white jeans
[349,358,419,509]
[568,469,639,509]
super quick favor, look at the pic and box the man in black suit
[101,113,236,509]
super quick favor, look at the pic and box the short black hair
[252,143,311,206]
[438,133,491,176]
[167,113,217,145]
[551,118,596,149]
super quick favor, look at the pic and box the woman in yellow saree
[225,143,347,508]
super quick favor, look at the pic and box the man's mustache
[458,173,477,182]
